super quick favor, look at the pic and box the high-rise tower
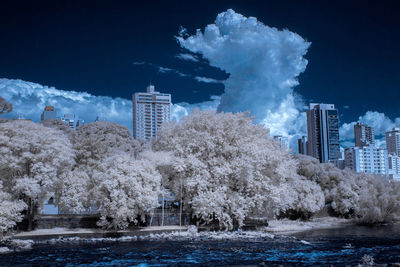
[354,122,375,147]
[306,103,340,163]
[386,127,400,156]
[132,85,171,140]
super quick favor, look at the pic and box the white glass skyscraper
[132,85,171,140]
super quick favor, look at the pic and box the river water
[1,225,400,266]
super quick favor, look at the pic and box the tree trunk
[27,198,34,231]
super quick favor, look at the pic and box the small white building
[387,153,400,181]
[273,135,290,151]
[61,114,84,130]
[344,144,387,176]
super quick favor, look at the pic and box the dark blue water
[1,225,400,266]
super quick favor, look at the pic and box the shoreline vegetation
[1,108,400,253]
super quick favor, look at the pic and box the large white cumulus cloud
[176,9,310,146]
[0,78,196,132]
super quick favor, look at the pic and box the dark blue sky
[1,0,399,124]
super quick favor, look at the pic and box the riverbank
[265,216,351,235]
[9,225,188,240]
[5,216,351,241]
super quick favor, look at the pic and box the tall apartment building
[273,135,289,150]
[386,128,400,156]
[306,103,340,163]
[41,106,57,121]
[132,85,171,140]
[344,145,387,176]
[297,136,308,155]
[387,153,400,181]
[354,122,375,147]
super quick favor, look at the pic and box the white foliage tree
[296,154,400,224]
[0,181,26,237]
[0,120,75,230]
[155,110,324,230]
[0,96,12,115]
[56,168,89,214]
[56,121,161,229]
[94,153,162,229]
[58,121,143,214]
[356,176,400,224]
[74,121,142,169]
[41,119,76,140]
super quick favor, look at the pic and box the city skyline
[1,1,400,149]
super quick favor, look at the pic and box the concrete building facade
[387,153,400,181]
[386,128,400,156]
[132,85,171,140]
[344,145,387,176]
[61,114,83,130]
[297,136,308,155]
[354,122,375,148]
[273,135,289,151]
[41,106,57,121]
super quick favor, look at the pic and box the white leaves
[296,154,400,223]
[95,154,162,229]
[155,110,322,229]
[0,181,26,235]
[0,120,75,203]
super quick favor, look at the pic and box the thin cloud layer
[194,76,224,84]
[176,53,199,62]
[176,9,311,147]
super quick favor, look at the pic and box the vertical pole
[161,182,165,227]
[179,178,183,227]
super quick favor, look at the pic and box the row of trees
[0,106,399,235]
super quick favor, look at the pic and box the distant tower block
[297,136,308,155]
[41,106,57,121]
[132,85,171,140]
[354,122,375,147]
[273,135,289,150]
[386,128,400,156]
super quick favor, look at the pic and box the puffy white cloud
[176,53,199,62]
[339,111,400,147]
[176,9,311,147]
